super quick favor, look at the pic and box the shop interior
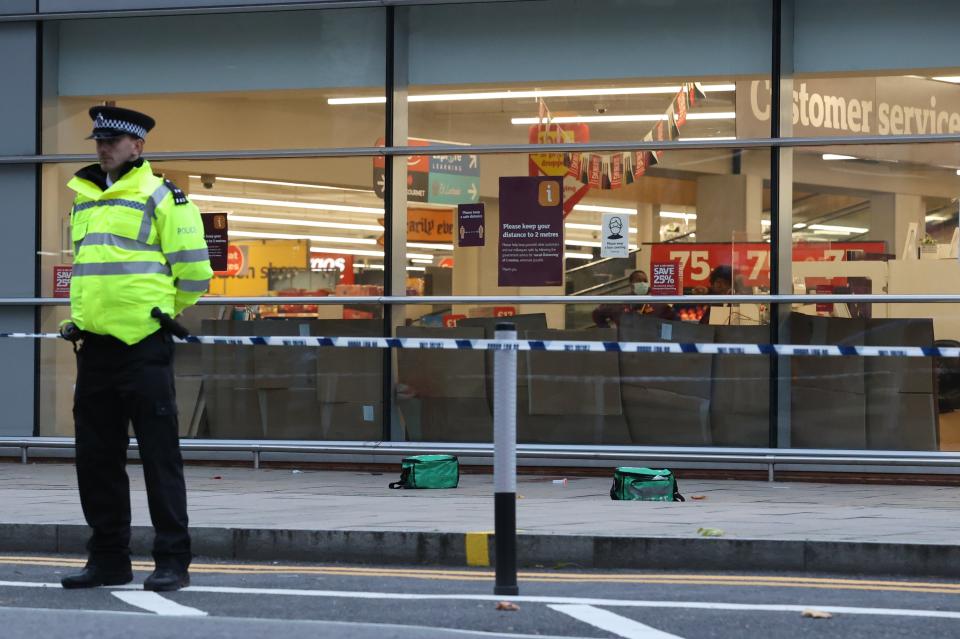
[35,38,960,449]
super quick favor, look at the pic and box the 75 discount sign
[650,242,886,288]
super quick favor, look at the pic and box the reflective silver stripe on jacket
[175,278,211,292]
[72,261,172,277]
[139,183,171,244]
[75,233,164,256]
[165,247,210,265]
[73,199,147,213]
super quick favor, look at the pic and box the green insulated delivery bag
[389,455,460,489]
[610,467,684,501]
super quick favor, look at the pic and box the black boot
[143,568,190,592]
[61,564,133,589]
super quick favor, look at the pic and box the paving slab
[1,462,959,575]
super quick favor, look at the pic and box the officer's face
[96,135,143,174]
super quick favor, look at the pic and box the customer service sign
[738,76,960,140]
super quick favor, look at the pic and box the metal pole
[493,322,519,596]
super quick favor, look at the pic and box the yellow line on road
[2,555,959,595]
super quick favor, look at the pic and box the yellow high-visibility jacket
[67,159,213,345]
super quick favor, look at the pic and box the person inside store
[592,270,670,327]
[689,264,733,324]
[58,106,213,592]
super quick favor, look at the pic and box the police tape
[0,332,955,358]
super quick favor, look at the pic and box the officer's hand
[59,322,81,343]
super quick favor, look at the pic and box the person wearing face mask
[631,271,651,296]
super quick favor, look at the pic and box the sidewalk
[1,462,958,576]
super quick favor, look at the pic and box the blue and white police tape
[0,332,956,358]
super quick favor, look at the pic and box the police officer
[59,106,213,592]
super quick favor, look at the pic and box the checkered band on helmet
[93,113,147,139]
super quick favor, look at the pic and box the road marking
[550,604,684,639]
[0,580,60,588]
[465,532,491,567]
[3,556,960,594]
[1,579,960,620]
[112,591,207,617]
[0,605,595,639]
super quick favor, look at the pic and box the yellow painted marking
[465,532,490,567]
[3,555,960,595]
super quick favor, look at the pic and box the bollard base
[494,491,518,595]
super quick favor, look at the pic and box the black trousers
[73,329,191,571]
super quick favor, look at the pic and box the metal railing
[3,437,960,481]
[8,293,960,306]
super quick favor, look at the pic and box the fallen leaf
[697,527,724,537]
[802,609,833,619]
[496,601,520,611]
[690,495,707,500]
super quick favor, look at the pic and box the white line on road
[111,591,208,617]
[550,604,685,639]
[2,580,959,621]
[0,580,60,588]
[170,585,960,620]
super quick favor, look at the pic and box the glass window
[781,142,960,451]
[392,147,770,447]
[38,156,386,439]
[771,0,960,138]
[359,0,772,147]
[42,9,385,153]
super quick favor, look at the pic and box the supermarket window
[41,8,385,153]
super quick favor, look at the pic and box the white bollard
[493,322,519,595]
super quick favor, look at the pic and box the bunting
[532,82,709,196]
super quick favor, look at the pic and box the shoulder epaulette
[164,179,189,206]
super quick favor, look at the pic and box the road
[1,554,959,638]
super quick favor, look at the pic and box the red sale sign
[53,265,72,298]
[650,261,681,295]
[649,242,886,288]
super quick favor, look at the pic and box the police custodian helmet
[87,106,156,140]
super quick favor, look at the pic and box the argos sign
[310,253,354,285]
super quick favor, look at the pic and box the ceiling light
[328,83,736,105]
[406,266,427,272]
[362,264,385,270]
[761,220,771,226]
[191,194,383,215]
[306,247,433,260]
[793,222,808,229]
[926,214,950,222]
[822,154,857,161]
[189,175,373,193]
[230,230,435,257]
[956,169,960,176]
[679,136,738,142]
[659,211,697,220]
[573,204,637,215]
[511,112,735,125]
[227,214,383,232]
[564,252,594,260]
[411,258,434,264]
[807,224,868,234]
[230,230,376,245]
[565,222,637,233]
[406,242,454,250]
